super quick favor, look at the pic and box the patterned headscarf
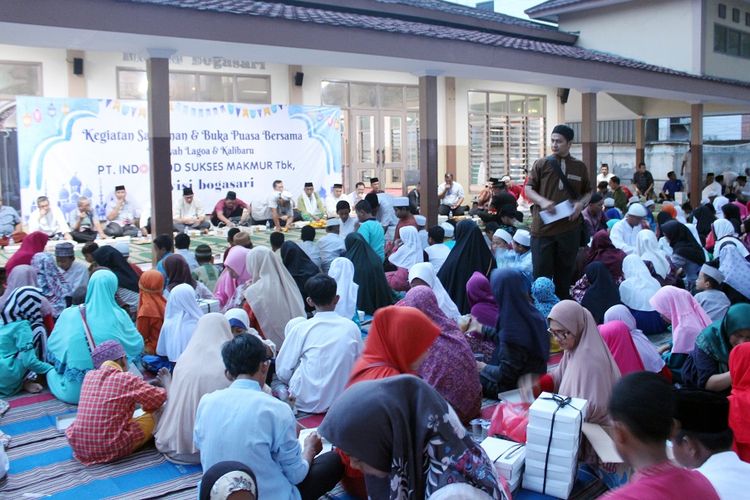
[319,375,505,500]
[32,252,74,317]
[199,461,257,500]
[531,277,559,324]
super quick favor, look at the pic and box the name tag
[568,174,582,181]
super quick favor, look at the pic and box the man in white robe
[610,203,648,254]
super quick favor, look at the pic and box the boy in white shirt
[275,275,362,413]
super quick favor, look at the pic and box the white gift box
[523,471,575,499]
[528,393,588,435]
[198,299,220,314]
[525,456,577,485]
[527,423,581,449]
[480,437,525,482]
[524,442,578,470]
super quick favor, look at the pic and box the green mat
[0,228,307,268]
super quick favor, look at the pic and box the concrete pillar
[580,92,597,182]
[288,65,303,105]
[146,50,174,258]
[635,117,645,168]
[419,75,438,228]
[66,49,86,98]
[690,103,703,208]
[445,77,456,177]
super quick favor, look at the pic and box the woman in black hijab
[92,245,139,292]
[661,220,706,291]
[279,241,320,307]
[344,233,394,315]
[580,261,621,324]
[690,202,715,245]
[437,219,496,314]
[319,375,505,500]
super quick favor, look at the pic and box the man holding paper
[525,125,592,299]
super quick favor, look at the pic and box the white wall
[558,0,699,74]
[704,0,750,83]
[0,44,68,98]
[564,91,640,122]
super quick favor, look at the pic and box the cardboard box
[480,437,525,482]
[198,299,220,314]
[528,393,588,435]
[525,456,577,484]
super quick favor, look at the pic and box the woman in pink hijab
[214,245,251,310]
[599,320,645,376]
[4,231,48,278]
[541,300,621,425]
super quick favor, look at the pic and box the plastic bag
[489,401,531,443]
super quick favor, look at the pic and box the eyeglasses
[547,328,571,341]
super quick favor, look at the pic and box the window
[116,68,270,102]
[745,12,750,27]
[0,61,42,99]
[733,8,740,23]
[718,3,726,19]
[321,81,419,110]
[713,24,750,59]
[468,91,546,185]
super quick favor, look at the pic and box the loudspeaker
[557,88,570,104]
[73,58,84,76]
[294,71,304,86]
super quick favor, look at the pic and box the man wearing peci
[525,124,592,299]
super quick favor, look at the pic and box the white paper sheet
[298,428,333,456]
[540,200,575,225]
[581,422,623,463]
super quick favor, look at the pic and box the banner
[15,97,342,222]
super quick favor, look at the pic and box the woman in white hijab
[712,218,749,258]
[156,283,204,363]
[154,313,233,464]
[635,230,671,280]
[604,304,666,375]
[618,255,666,335]
[408,262,461,321]
[386,226,425,291]
[243,246,305,350]
[328,257,359,322]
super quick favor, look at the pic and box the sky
[444,0,544,21]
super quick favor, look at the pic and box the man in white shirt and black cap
[672,389,750,500]
[325,183,347,218]
[298,182,325,222]
[105,185,140,237]
[610,203,648,254]
[173,187,210,233]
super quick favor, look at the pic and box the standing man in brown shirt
[525,124,593,299]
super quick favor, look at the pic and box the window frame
[0,61,43,99]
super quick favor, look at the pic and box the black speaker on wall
[558,87,570,104]
[73,58,84,75]
[294,71,304,86]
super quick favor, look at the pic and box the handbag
[78,305,97,357]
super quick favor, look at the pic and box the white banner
[16,97,342,222]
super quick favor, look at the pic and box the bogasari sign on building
[15,96,341,221]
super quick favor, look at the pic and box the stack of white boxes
[522,393,588,499]
[480,437,525,492]
[198,299,220,314]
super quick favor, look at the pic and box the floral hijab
[32,252,73,317]
[319,375,505,500]
[531,277,559,324]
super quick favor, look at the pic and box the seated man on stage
[173,187,210,233]
[104,185,140,237]
[68,196,107,243]
[268,180,297,231]
[325,183,347,218]
[298,182,325,221]
[210,191,249,228]
[28,196,71,240]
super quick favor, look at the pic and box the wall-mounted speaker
[73,58,84,75]
[558,88,570,104]
[294,71,304,86]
